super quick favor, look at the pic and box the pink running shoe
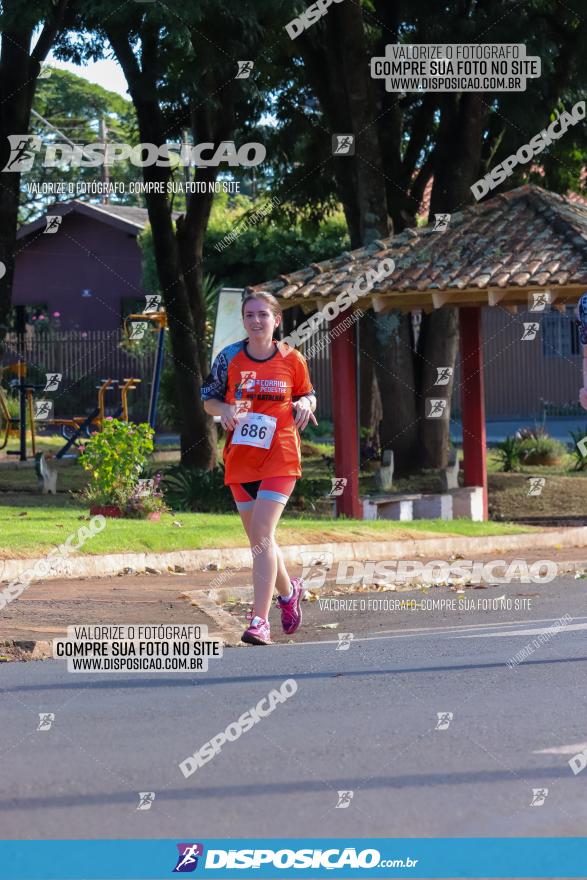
[277,577,304,635]
[242,613,272,646]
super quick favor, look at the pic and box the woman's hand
[220,402,241,432]
[292,397,318,432]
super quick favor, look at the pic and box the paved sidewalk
[1,546,585,658]
[0,573,219,652]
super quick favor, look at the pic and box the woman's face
[242,299,281,340]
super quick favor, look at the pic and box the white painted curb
[1,527,586,584]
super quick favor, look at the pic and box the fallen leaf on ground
[317,622,339,629]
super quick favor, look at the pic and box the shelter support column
[330,316,362,518]
[459,306,488,520]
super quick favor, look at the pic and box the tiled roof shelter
[247,185,587,311]
[247,185,587,520]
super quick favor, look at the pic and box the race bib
[232,412,277,450]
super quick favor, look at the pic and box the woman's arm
[204,399,239,431]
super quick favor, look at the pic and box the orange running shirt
[201,339,315,484]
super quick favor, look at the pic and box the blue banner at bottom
[2,838,587,879]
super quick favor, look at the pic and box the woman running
[201,291,317,645]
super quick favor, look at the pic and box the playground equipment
[0,362,141,462]
[0,362,42,460]
[2,299,165,463]
[124,306,167,430]
[54,377,141,459]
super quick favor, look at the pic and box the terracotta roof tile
[247,185,587,305]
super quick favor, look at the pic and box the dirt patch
[489,473,587,521]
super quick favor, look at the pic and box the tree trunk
[371,310,420,474]
[300,5,395,449]
[174,76,236,465]
[358,309,382,445]
[0,0,70,338]
[106,26,215,469]
[416,94,489,468]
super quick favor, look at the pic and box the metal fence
[299,307,584,423]
[2,331,155,424]
[1,329,335,428]
[452,307,583,419]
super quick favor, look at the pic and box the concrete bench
[450,486,484,521]
[362,486,483,521]
[362,493,423,521]
[413,493,453,520]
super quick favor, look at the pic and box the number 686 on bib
[232,412,277,449]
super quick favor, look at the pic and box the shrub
[569,427,587,471]
[290,477,333,510]
[498,430,566,470]
[77,419,154,507]
[515,425,549,442]
[518,435,565,466]
[162,465,233,512]
[304,418,333,440]
[496,436,524,472]
[124,472,170,518]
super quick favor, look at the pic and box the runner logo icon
[173,843,204,872]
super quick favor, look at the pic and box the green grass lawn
[0,437,581,558]
[0,505,531,558]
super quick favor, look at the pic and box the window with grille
[541,305,580,358]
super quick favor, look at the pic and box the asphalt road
[1,575,586,841]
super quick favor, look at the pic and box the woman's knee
[249,522,275,552]
[250,534,275,556]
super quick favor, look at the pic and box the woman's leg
[236,506,292,599]
[248,498,290,621]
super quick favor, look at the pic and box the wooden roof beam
[432,291,451,309]
[488,290,507,306]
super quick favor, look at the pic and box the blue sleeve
[200,341,244,401]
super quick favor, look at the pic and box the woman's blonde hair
[241,290,283,320]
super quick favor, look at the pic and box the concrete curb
[180,591,247,647]
[1,527,586,585]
